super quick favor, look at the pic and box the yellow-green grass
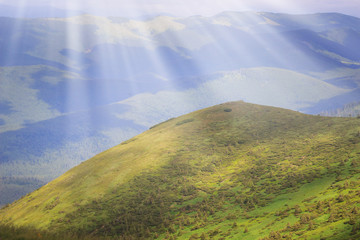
[1,101,360,239]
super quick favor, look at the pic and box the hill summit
[1,101,360,239]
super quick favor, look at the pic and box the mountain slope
[1,101,360,239]
[0,66,349,207]
[2,10,360,214]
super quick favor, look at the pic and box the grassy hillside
[1,101,360,239]
[1,66,349,208]
[2,12,360,206]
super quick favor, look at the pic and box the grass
[1,101,360,239]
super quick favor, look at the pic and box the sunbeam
[2,0,27,66]
[1,2,360,238]
[64,14,90,113]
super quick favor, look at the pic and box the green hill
[1,101,360,240]
[2,12,360,207]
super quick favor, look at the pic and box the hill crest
[1,101,360,239]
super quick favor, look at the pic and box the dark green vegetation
[0,224,98,240]
[1,101,360,239]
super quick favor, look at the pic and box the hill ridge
[1,101,360,239]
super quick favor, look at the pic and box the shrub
[176,118,194,126]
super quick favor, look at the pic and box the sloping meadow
[1,101,360,239]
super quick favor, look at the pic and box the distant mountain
[1,12,360,205]
[321,101,360,117]
[1,101,360,239]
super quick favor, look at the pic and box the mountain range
[1,12,360,205]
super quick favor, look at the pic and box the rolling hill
[0,67,348,207]
[1,11,360,206]
[1,101,360,240]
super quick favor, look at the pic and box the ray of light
[3,0,28,65]
[75,0,326,114]
[78,2,179,100]
[6,0,333,129]
[238,11,321,71]
[64,15,89,113]
[0,0,30,132]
